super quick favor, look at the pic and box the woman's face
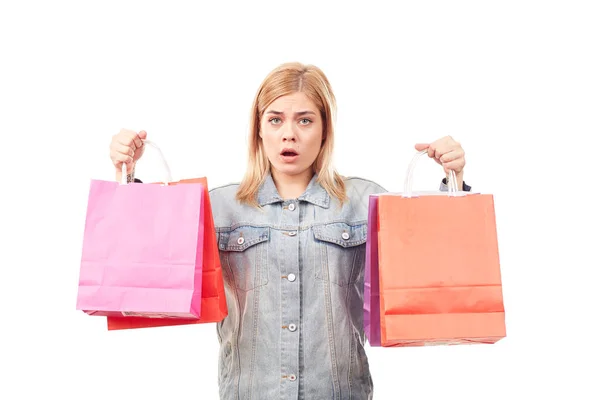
[259,91,324,180]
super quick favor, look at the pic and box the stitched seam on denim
[209,182,241,193]
[220,231,269,291]
[223,253,243,400]
[276,219,284,400]
[348,243,360,286]
[346,275,354,396]
[313,220,368,228]
[314,236,365,247]
[215,219,369,232]
[246,244,262,400]
[313,224,367,247]
[322,243,341,399]
[343,175,386,188]
[298,236,306,400]
[225,235,269,251]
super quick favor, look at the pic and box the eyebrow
[265,110,317,116]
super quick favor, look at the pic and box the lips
[280,148,299,163]
[280,148,298,157]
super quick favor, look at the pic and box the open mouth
[281,149,298,157]
[280,148,299,163]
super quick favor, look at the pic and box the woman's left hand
[415,135,466,186]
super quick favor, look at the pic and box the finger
[138,130,147,140]
[117,129,139,146]
[427,144,436,159]
[439,149,464,163]
[132,132,144,149]
[434,147,449,160]
[442,159,464,173]
[415,143,429,151]
[112,152,134,166]
[117,136,136,148]
[115,161,134,174]
[112,143,135,158]
[434,145,458,161]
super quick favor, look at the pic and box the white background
[1,1,599,399]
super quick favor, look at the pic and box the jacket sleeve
[439,177,472,192]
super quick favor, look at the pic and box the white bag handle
[403,150,459,197]
[120,140,173,186]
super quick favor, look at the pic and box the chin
[272,163,311,177]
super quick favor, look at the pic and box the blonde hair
[236,62,347,207]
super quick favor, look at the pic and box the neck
[271,168,314,200]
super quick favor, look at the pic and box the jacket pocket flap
[313,222,367,248]
[219,226,270,251]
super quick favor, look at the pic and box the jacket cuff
[440,177,471,192]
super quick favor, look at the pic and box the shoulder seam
[343,176,387,191]
[343,176,377,184]
[209,182,240,193]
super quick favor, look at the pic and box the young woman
[109,62,469,399]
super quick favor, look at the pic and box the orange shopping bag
[371,150,505,347]
[106,176,228,330]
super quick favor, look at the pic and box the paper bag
[364,150,506,347]
[76,142,205,319]
[106,177,228,330]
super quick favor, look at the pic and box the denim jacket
[208,172,470,400]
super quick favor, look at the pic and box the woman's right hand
[110,129,147,181]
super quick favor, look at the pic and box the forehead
[266,92,319,113]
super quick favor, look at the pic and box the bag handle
[120,140,173,186]
[403,150,459,197]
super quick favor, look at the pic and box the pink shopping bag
[76,141,205,319]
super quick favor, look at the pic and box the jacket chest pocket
[313,222,367,287]
[218,225,270,291]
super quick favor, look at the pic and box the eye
[269,117,282,125]
[299,118,312,125]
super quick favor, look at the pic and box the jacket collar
[257,172,330,208]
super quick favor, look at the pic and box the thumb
[414,143,429,151]
[138,130,148,140]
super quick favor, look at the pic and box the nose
[282,124,297,142]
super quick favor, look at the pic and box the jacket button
[237,237,245,245]
[341,232,350,240]
[287,273,296,282]
[289,374,297,381]
[288,323,297,332]
[288,203,296,211]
